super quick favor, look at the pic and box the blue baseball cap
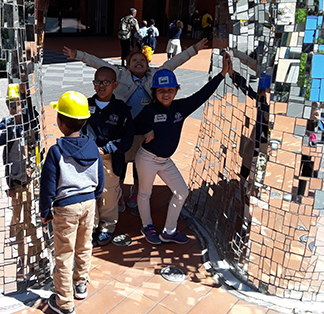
[152,69,180,88]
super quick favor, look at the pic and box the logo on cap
[158,76,169,85]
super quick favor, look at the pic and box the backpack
[118,16,133,40]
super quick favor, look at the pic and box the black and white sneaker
[48,294,75,314]
[74,282,88,299]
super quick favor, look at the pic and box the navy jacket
[40,135,104,219]
[0,104,40,188]
[135,73,224,158]
[82,94,134,176]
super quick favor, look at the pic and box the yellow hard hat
[50,91,90,119]
[6,83,20,100]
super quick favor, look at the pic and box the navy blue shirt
[82,94,134,176]
[135,73,224,158]
[168,27,182,39]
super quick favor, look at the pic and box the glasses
[92,80,115,86]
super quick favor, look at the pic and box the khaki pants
[53,199,95,310]
[135,147,189,230]
[95,154,121,233]
[9,183,39,262]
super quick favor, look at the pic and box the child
[0,83,40,278]
[81,67,134,246]
[166,20,183,60]
[135,53,230,244]
[141,28,157,63]
[40,91,104,314]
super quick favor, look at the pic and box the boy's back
[40,135,104,217]
[40,91,104,314]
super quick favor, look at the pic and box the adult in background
[202,10,213,40]
[166,20,183,60]
[118,8,143,66]
[191,10,202,40]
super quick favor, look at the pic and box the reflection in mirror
[186,0,324,301]
[0,1,52,294]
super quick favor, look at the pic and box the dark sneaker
[141,224,161,244]
[130,206,140,217]
[118,194,126,212]
[97,231,112,246]
[48,294,75,314]
[74,282,88,299]
[159,230,189,244]
[127,186,138,208]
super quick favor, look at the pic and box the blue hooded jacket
[40,135,104,219]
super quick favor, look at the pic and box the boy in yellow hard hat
[40,91,105,314]
[0,83,39,279]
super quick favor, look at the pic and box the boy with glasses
[82,67,134,246]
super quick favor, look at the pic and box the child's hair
[126,48,149,65]
[57,112,87,132]
[95,66,117,80]
[174,20,183,30]
[147,28,154,36]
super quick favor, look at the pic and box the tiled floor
[13,36,282,314]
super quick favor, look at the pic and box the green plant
[316,38,324,44]
[295,9,307,23]
[305,88,310,100]
[298,53,307,87]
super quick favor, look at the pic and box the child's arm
[63,46,118,70]
[102,110,134,154]
[39,146,59,222]
[95,152,105,200]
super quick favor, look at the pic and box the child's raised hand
[221,52,231,76]
[194,38,209,51]
[144,130,154,143]
[63,46,76,59]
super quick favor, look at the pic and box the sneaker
[48,294,75,314]
[130,206,140,217]
[97,231,112,246]
[118,194,126,212]
[159,230,189,244]
[74,282,88,299]
[141,224,161,244]
[127,186,138,208]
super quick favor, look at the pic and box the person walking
[202,10,213,40]
[135,20,148,50]
[191,10,202,40]
[166,20,183,60]
[148,19,159,37]
[118,8,143,66]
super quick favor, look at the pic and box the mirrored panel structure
[186,0,324,301]
[0,0,53,293]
